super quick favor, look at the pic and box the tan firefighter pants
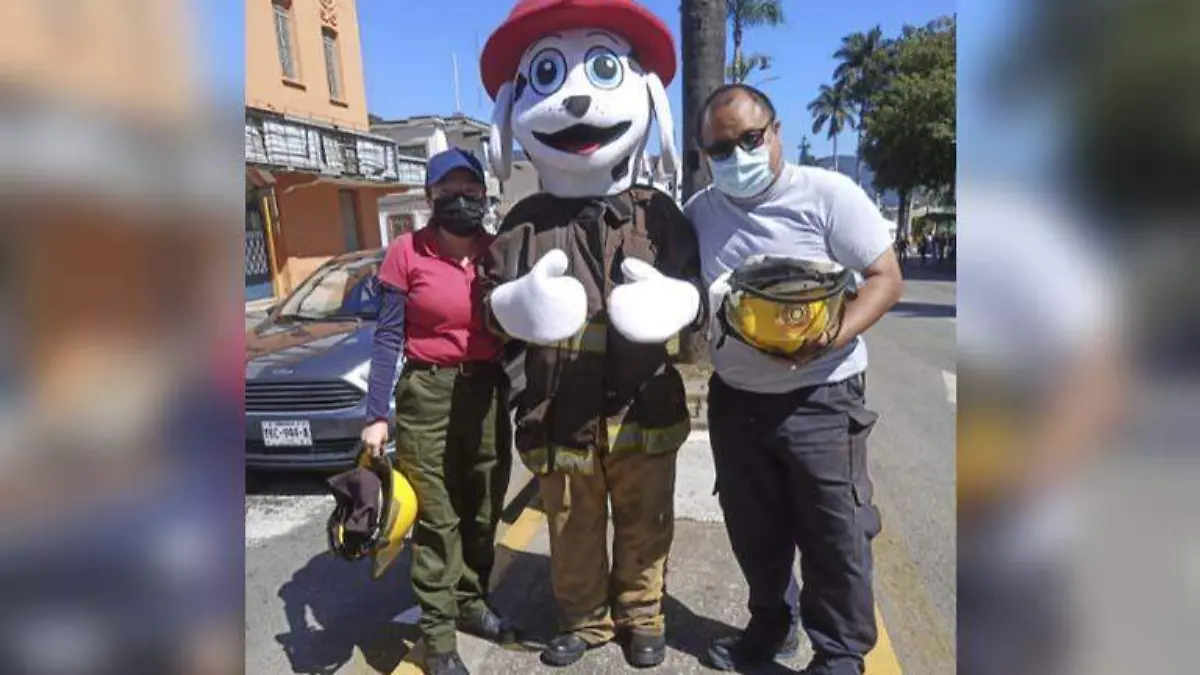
[537,446,678,644]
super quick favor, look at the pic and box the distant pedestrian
[685,83,904,675]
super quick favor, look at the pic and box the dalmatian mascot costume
[478,0,703,669]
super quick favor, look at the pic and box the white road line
[675,432,724,524]
[245,495,329,547]
[942,370,957,407]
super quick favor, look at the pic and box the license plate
[261,420,313,447]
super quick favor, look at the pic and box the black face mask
[432,194,487,236]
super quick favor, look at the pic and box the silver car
[245,248,523,472]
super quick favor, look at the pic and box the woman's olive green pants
[392,363,512,655]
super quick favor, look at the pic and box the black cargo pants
[708,372,881,675]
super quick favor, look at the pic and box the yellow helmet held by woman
[327,444,419,580]
[720,256,854,358]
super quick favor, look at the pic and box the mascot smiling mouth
[532,122,633,156]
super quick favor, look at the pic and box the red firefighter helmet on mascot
[481,0,677,100]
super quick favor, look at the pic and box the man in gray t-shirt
[684,84,904,675]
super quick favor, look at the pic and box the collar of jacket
[563,192,635,228]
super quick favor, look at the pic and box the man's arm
[832,248,904,349]
[822,173,905,349]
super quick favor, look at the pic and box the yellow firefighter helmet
[327,445,419,580]
[720,257,854,358]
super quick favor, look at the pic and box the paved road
[245,263,956,674]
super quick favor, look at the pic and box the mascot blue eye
[585,47,624,90]
[529,48,567,96]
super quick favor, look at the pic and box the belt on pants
[404,359,502,378]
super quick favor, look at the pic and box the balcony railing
[245,107,426,186]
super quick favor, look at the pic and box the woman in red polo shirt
[360,149,512,675]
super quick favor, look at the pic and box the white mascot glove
[609,258,701,343]
[489,249,588,345]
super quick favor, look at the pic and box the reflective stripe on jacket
[479,187,705,474]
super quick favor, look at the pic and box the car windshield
[276,256,384,321]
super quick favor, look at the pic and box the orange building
[244,0,424,302]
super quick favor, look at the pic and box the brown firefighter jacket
[478,187,705,475]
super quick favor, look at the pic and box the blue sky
[195,0,243,101]
[200,0,956,159]
[355,0,954,159]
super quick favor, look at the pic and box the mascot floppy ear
[645,73,679,183]
[488,81,515,180]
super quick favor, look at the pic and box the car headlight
[343,361,371,392]
[341,360,402,410]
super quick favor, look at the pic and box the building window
[323,29,343,101]
[397,144,428,160]
[387,213,415,242]
[273,1,298,81]
[339,191,361,253]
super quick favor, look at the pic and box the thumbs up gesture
[609,258,701,343]
[490,249,588,345]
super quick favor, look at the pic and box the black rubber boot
[624,631,666,668]
[456,606,515,644]
[540,633,596,667]
[705,622,801,672]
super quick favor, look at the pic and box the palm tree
[833,26,885,185]
[726,0,784,83]
[681,0,727,201]
[808,82,856,173]
[679,0,727,364]
[727,54,772,84]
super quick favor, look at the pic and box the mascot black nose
[563,95,592,119]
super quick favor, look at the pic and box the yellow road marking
[385,498,906,674]
[390,503,546,674]
[866,605,904,674]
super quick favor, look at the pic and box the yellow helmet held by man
[720,256,854,359]
[326,444,418,580]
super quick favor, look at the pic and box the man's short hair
[696,84,777,142]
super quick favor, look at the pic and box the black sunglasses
[702,119,775,160]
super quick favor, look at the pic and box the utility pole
[474,33,483,112]
[452,53,462,114]
[680,0,727,202]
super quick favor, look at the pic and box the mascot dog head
[481,0,679,198]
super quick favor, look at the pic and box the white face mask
[708,145,775,199]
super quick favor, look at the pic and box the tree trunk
[681,0,726,202]
[732,25,743,83]
[855,128,863,186]
[897,188,911,240]
[679,0,726,365]
[832,133,838,173]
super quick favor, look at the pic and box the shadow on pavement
[247,469,337,497]
[889,300,957,319]
[900,260,957,282]
[488,548,556,649]
[487,548,795,672]
[274,547,420,674]
[661,594,797,673]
